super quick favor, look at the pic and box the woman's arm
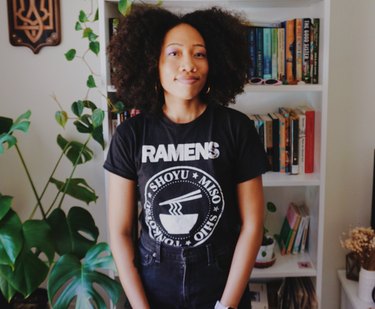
[107,172,150,309]
[219,175,265,308]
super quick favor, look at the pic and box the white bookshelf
[98,0,330,306]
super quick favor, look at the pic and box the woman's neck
[162,98,207,124]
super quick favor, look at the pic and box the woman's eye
[168,51,178,56]
[195,52,207,58]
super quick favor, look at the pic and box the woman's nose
[179,57,197,72]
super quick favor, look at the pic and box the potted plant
[255,201,277,268]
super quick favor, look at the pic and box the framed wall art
[7,0,61,54]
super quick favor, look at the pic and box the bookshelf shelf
[263,172,320,187]
[252,246,316,279]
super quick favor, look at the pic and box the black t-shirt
[104,104,269,248]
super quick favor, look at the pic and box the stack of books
[247,18,320,85]
[277,202,310,255]
[249,105,315,175]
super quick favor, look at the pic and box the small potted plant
[255,201,277,268]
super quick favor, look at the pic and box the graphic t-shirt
[104,104,269,247]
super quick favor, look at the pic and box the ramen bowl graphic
[159,189,201,234]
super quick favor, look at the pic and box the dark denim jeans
[137,234,251,309]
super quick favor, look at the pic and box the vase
[254,236,276,268]
[346,252,360,281]
[358,267,375,303]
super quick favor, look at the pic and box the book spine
[271,28,278,80]
[268,113,280,172]
[302,18,311,83]
[278,113,286,173]
[263,28,272,79]
[285,19,296,84]
[295,18,303,82]
[312,18,320,84]
[290,115,299,175]
[248,27,257,79]
[305,109,315,173]
[256,27,264,78]
[279,107,291,173]
[298,112,306,174]
[278,27,285,82]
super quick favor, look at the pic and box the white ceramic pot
[256,236,275,263]
[358,267,375,303]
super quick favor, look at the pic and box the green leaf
[82,27,93,39]
[50,178,98,204]
[55,111,68,128]
[71,100,85,117]
[47,207,99,258]
[0,209,23,267]
[114,101,125,112]
[92,126,105,150]
[89,32,99,42]
[57,134,93,165]
[0,248,48,298]
[79,10,89,23]
[0,194,12,220]
[10,110,31,134]
[87,75,97,88]
[65,49,76,61]
[48,243,121,309]
[118,0,131,16]
[0,275,17,302]
[23,220,55,265]
[92,109,104,128]
[0,134,17,153]
[82,100,98,111]
[266,202,277,213]
[89,41,100,55]
[93,9,99,22]
[75,21,82,31]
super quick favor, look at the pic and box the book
[271,28,278,80]
[277,27,285,81]
[276,113,286,173]
[302,18,311,83]
[259,114,273,169]
[295,18,303,82]
[278,203,301,255]
[290,113,299,175]
[285,19,296,84]
[286,203,302,254]
[279,107,291,173]
[256,27,264,78]
[311,18,320,84]
[299,204,310,253]
[268,113,280,172]
[249,282,269,309]
[292,204,308,254]
[248,27,257,79]
[296,105,315,173]
[294,109,306,174]
[263,28,272,79]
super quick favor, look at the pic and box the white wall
[323,0,375,308]
[0,1,107,241]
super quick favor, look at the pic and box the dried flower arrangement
[341,226,375,271]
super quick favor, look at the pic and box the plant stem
[15,144,46,219]
[56,137,91,209]
[30,150,66,219]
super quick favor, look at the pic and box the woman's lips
[176,77,199,84]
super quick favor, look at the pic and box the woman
[104,4,269,309]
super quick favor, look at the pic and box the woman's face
[159,23,209,104]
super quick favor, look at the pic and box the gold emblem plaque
[7,0,61,54]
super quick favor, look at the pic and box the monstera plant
[0,105,121,308]
[0,1,123,308]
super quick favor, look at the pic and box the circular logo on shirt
[144,166,225,247]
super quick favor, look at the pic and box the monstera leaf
[48,243,122,309]
[50,178,98,204]
[0,208,23,268]
[47,207,99,259]
[57,134,94,165]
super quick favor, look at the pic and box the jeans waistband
[139,232,236,265]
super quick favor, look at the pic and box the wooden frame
[7,0,61,54]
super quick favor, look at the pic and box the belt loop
[206,244,213,266]
[154,241,161,263]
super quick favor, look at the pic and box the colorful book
[279,107,291,173]
[277,27,285,82]
[285,19,296,84]
[248,27,257,79]
[276,113,286,173]
[297,105,315,173]
[259,114,273,169]
[271,28,278,80]
[290,113,299,175]
[295,18,303,82]
[278,203,301,255]
[268,113,280,172]
[294,109,306,174]
[311,18,320,84]
[263,28,272,79]
[256,27,264,78]
[302,18,311,83]
[286,203,302,254]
